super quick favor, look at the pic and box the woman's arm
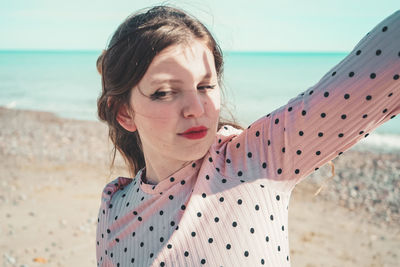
[214,10,400,192]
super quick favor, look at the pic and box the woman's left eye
[197,85,217,91]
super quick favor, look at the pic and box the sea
[1,50,399,151]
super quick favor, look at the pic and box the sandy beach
[1,107,399,267]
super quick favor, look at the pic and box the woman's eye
[149,91,173,100]
[197,85,217,91]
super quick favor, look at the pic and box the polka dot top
[96,11,400,267]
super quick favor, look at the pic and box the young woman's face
[129,39,221,167]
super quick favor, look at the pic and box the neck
[143,155,192,185]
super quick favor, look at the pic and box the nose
[182,91,205,118]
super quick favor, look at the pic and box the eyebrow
[150,73,213,86]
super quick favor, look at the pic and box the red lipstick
[179,126,208,140]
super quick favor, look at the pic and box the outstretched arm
[214,10,400,192]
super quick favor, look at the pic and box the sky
[0,0,399,52]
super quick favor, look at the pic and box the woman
[96,6,399,266]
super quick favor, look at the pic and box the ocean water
[1,50,399,137]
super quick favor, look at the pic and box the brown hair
[97,5,241,176]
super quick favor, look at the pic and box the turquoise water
[0,50,399,134]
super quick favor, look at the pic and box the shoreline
[1,107,399,266]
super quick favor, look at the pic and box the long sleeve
[214,10,400,192]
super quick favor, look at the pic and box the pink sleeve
[96,177,132,266]
[216,10,400,192]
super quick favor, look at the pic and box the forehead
[141,40,217,83]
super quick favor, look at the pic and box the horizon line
[0,49,349,54]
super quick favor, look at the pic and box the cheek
[207,89,221,116]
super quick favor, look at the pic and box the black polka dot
[232,221,238,227]
[181,205,186,210]
[168,195,174,200]
[344,93,350,99]
[219,197,224,202]
[338,133,344,138]
[282,147,285,153]
[169,177,175,182]
[255,204,260,210]
[288,107,293,112]
[370,73,376,79]
[150,253,154,258]
[160,262,165,267]
[276,195,280,201]
[382,26,388,32]
[309,90,314,95]
[275,118,279,124]
[208,157,213,162]
[282,225,285,231]
[236,143,240,149]
[247,152,252,158]
[359,131,364,135]
[268,140,271,146]
[299,131,304,136]
[214,217,219,222]
[261,259,265,265]
[256,131,260,137]
[149,226,154,231]
[277,169,282,174]
[301,110,307,116]
[244,251,249,257]
[191,232,196,237]
[184,251,189,257]
[197,212,202,217]
[366,95,372,101]
[205,175,210,180]
[316,151,321,155]
[226,244,231,249]
[341,114,347,119]
[140,242,144,247]
[383,108,388,113]
[356,50,361,56]
[376,49,382,56]
[332,71,337,76]
[192,163,196,168]
[324,92,329,97]
[116,238,119,242]
[201,259,206,264]
[278,246,281,252]
[362,114,368,119]
[266,236,270,242]
[394,74,399,80]
[318,132,323,137]
[167,244,172,249]
[295,169,300,174]
[202,193,207,198]
[262,162,267,168]
[296,150,302,155]
[237,199,243,205]
[321,113,326,118]
[349,71,354,77]
[221,178,227,183]
[238,171,243,177]
[270,215,274,221]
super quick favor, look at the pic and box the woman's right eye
[149,91,173,101]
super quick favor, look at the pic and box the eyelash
[149,85,217,100]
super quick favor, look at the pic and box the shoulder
[211,124,243,151]
[100,176,133,203]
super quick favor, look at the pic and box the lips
[178,126,208,140]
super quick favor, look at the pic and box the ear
[116,104,137,132]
